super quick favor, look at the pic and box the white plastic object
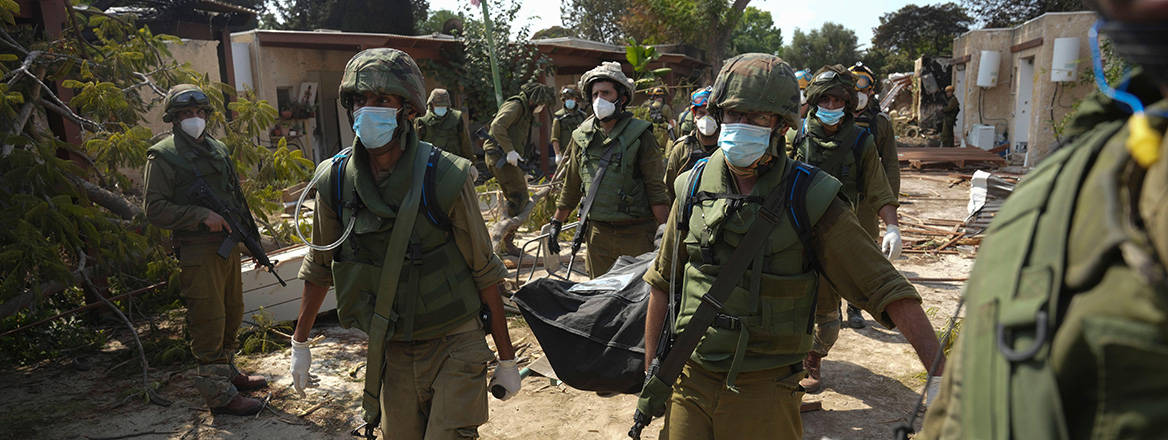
[1050,38,1080,82]
[977,50,1000,88]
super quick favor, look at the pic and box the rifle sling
[571,135,625,247]
[360,143,431,426]
[649,166,795,394]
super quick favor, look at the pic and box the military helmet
[578,61,636,103]
[690,86,713,108]
[795,70,811,90]
[849,62,876,91]
[427,88,452,107]
[560,86,582,100]
[708,53,801,128]
[338,48,426,114]
[804,64,857,113]
[162,84,214,123]
[520,82,555,107]
[649,86,668,97]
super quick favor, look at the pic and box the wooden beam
[953,54,971,65]
[1010,37,1043,53]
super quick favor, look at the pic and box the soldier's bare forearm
[887,298,945,375]
[879,204,899,228]
[293,281,330,342]
[553,207,572,223]
[479,283,516,360]
[652,204,670,225]
[644,285,669,370]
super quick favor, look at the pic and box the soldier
[483,82,555,254]
[415,88,475,164]
[785,69,813,153]
[663,86,718,203]
[919,2,1168,437]
[643,85,678,154]
[551,86,587,166]
[940,85,959,147]
[640,53,942,439]
[143,84,268,415]
[850,62,900,201]
[288,48,520,439]
[545,61,670,278]
[792,65,903,392]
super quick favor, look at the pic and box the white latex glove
[469,166,480,182]
[506,151,522,167]
[554,153,563,165]
[882,225,903,260]
[925,375,942,406]
[489,358,522,401]
[290,338,319,398]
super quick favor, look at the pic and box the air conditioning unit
[969,124,996,150]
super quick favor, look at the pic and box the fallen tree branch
[0,282,166,338]
[488,185,555,255]
[67,173,144,220]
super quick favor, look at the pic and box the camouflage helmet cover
[559,85,582,100]
[162,84,214,123]
[339,48,426,114]
[520,82,555,107]
[427,88,452,107]
[708,53,801,127]
[578,61,636,102]
[804,64,857,113]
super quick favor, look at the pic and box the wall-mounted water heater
[977,50,1000,88]
[1051,37,1080,82]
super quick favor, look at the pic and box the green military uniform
[941,95,959,148]
[641,54,922,439]
[484,83,554,217]
[636,93,675,155]
[143,95,251,408]
[678,107,695,136]
[663,133,716,203]
[855,105,901,239]
[299,48,509,439]
[557,114,669,277]
[794,67,898,367]
[920,75,1168,439]
[552,107,587,155]
[416,100,473,162]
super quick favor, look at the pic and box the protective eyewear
[173,90,210,107]
[813,71,838,84]
[723,109,774,126]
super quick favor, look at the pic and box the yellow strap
[1126,114,1163,168]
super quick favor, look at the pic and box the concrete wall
[952,11,1097,165]
[142,39,222,139]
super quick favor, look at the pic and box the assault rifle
[186,177,287,287]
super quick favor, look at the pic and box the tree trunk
[68,174,144,220]
[707,0,752,73]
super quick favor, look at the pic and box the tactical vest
[676,135,715,177]
[796,121,870,205]
[950,115,1168,439]
[416,109,463,154]
[146,133,247,238]
[323,139,480,342]
[674,150,841,374]
[573,117,656,222]
[554,109,586,148]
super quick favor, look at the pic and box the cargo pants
[485,149,530,217]
[662,362,805,440]
[380,323,493,440]
[584,220,658,278]
[178,242,244,407]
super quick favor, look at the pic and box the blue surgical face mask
[433,106,448,117]
[718,123,773,167]
[815,106,845,126]
[564,99,576,110]
[353,106,399,150]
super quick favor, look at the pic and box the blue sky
[428,0,955,49]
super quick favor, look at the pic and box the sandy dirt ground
[0,169,982,440]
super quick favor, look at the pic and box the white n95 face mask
[593,97,616,119]
[181,117,206,139]
[696,115,718,136]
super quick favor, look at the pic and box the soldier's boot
[846,305,866,329]
[211,394,264,416]
[799,352,825,394]
[231,372,268,391]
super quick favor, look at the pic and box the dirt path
[0,170,981,440]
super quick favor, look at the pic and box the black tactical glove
[547,219,563,254]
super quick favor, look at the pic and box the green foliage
[418,0,552,126]
[0,288,110,366]
[961,0,1080,28]
[419,9,462,35]
[728,7,783,57]
[261,0,428,35]
[781,23,860,72]
[625,39,672,90]
[861,47,916,76]
[532,26,576,40]
[873,3,972,59]
[238,307,293,355]
[561,0,630,44]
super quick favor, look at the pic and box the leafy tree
[962,0,1080,28]
[419,9,461,35]
[561,0,630,44]
[860,46,915,76]
[625,39,673,90]
[419,0,552,125]
[782,22,860,72]
[1,3,311,363]
[728,6,783,57]
[261,0,428,35]
[872,3,972,59]
[532,26,575,40]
